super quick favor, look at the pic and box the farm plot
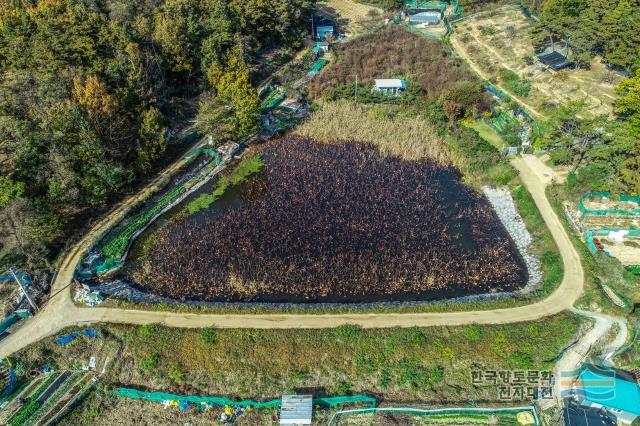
[126,136,527,303]
[317,0,384,36]
[450,6,622,116]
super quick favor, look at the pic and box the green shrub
[332,381,353,395]
[333,324,363,342]
[168,363,185,382]
[463,324,482,341]
[500,69,532,97]
[139,354,159,373]
[138,324,160,339]
[201,328,217,346]
[508,351,534,369]
[549,147,572,165]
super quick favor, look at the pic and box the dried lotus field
[124,136,527,303]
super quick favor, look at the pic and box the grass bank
[14,314,581,424]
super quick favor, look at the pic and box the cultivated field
[317,0,384,36]
[450,6,622,117]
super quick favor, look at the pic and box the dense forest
[532,0,640,71]
[0,0,314,268]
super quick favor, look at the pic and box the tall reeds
[295,102,451,164]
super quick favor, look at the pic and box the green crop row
[23,373,82,426]
[100,184,187,259]
[8,374,58,426]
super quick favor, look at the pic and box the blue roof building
[576,364,640,424]
[316,25,334,40]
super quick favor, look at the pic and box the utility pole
[311,15,315,40]
[9,268,38,312]
[355,75,358,104]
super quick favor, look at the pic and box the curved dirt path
[553,309,628,402]
[0,154,584,358]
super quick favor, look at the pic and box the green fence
[100,184,187,260]
[584,228,640,254]
[328,406,539,425]
[259,85,286,113]
[112,388,376,410]
[578,192,640,216]
[406,1,446,11]
[308,59,327,76]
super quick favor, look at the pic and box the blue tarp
[0,272,30,286]
[2,368,16,398]
[0,311,30,335]
[54,328,99,346]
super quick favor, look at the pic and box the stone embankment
[484,186,542,293]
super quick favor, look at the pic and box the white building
[373,79,407,96]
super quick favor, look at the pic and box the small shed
[280,395,313,425]
[374,79,407,96]
[313,41,330,53]
[537,46,574,71]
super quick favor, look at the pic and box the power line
[9,268,39,312]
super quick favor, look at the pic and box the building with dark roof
[536,46,574,71]
[562,403,616,426]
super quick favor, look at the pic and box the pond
[120,137,528,303]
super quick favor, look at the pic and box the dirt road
[553,308,628,403]
[0,154,585,358]
[449,34,544,119]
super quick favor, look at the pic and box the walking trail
[552,308,628,404]
[0,154,587,358]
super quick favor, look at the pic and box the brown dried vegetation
[307,26,479,101]
[129,137,526,302]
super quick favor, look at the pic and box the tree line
[531,0,640,71]
[0,0,314,269]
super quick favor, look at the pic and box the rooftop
[578,365,640,416]
[374,79,407,89]
[562,404,616,426]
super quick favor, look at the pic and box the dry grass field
[317,0,384,35]
[450,6,622,117]
[295,102,450,163]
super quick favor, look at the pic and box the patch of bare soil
[450,6,622,116]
